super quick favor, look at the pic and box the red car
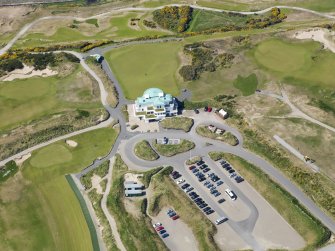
[172,215,179,220]
[155,226,164,231]
[208,107,212,112]
[189,165,196,170]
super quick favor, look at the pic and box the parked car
[194,109,200,114]
[203,207,211,212]
[177,179,185,184]
[206,209,214,215]
[189,165,196,170]
[218,198,226,204]
[230,173,237,178]
[220,160,226,165]
[155,226,164,231]
[192,168,199,173]
[159,230,166,234]
[199,177,206,182]
[162,233,170,238]
[208,107,212,112]
[214,192,221,197]
[203,167,210,173]
[181,183,190,189]
[186,187,193,192]
[204,181,210,186]
[171,214,179,220]
[228,169,235,174]
[196,160,205,166]
[153,222,162,228]
[217,181,224,186]
[215,217,228,225]
[204,106,208,112]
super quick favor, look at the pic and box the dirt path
[100,157,127,251]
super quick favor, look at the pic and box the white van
[225,188,237,200]
[215,217,228,225]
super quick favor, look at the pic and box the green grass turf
[0,128,117,251]
[15,13,167,48]
[0,65,101,131]
[252,39,335,89]
[105,41,181,99]
[233,73,258,96]
[197,0,335,12]
[188,9,249,32]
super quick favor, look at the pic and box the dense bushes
[143,20,157,28]
[246,7,287,28]
[0,51,78,73]
[0,58,23,72]
[179,42,234,81]
[153,6,192,32]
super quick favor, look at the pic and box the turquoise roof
[136,88,173,107]
[143,88,164,98]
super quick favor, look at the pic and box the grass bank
[134,140,159,161]
[196,125,239,146]
[208,152,331,250]
[107,154,167,251]
[160,116,194,132]
[152,139,195,157]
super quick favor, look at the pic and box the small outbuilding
[124,181,145,197]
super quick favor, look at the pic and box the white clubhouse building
[134,88,178,122]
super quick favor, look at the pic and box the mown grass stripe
[66,175,100,251]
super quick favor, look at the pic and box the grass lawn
[209,152,331,249]
[233,73,258,96]
[160,116,194,132]
[105,42,182,99]
[0,65,101,131]
[153,139,195,157]
[252,39,335,89]
[188,9,249,32]
[0,128,118,251]
[134,140,159,161]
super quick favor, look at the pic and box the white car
[152,222,162,228]
[177,179,185,184]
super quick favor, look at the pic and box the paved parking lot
[151,207,198,251]
[171,156,305,250]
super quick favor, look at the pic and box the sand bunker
[1,64,58,81]
[294,28,335,53]
[65,140,78,147]
[14,153,31,166]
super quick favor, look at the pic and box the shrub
[0,58,23,72]
[153,6,192,32]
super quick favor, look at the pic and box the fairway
[0,65,101,131]
[0,128,118,251]
[253,39,335,89]
[105,42,182,99]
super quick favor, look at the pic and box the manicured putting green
[105,42,181,99]
[253,39,335,89]
[254,39,311,73]
[30,144,73,168]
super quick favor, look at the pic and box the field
[14,12,168,49]
[105,42,182,99]
[196,0,335,12]
[188,9,249,32]
[0,128,118,251]
[160,116,194,132]
[0,64,101,131]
